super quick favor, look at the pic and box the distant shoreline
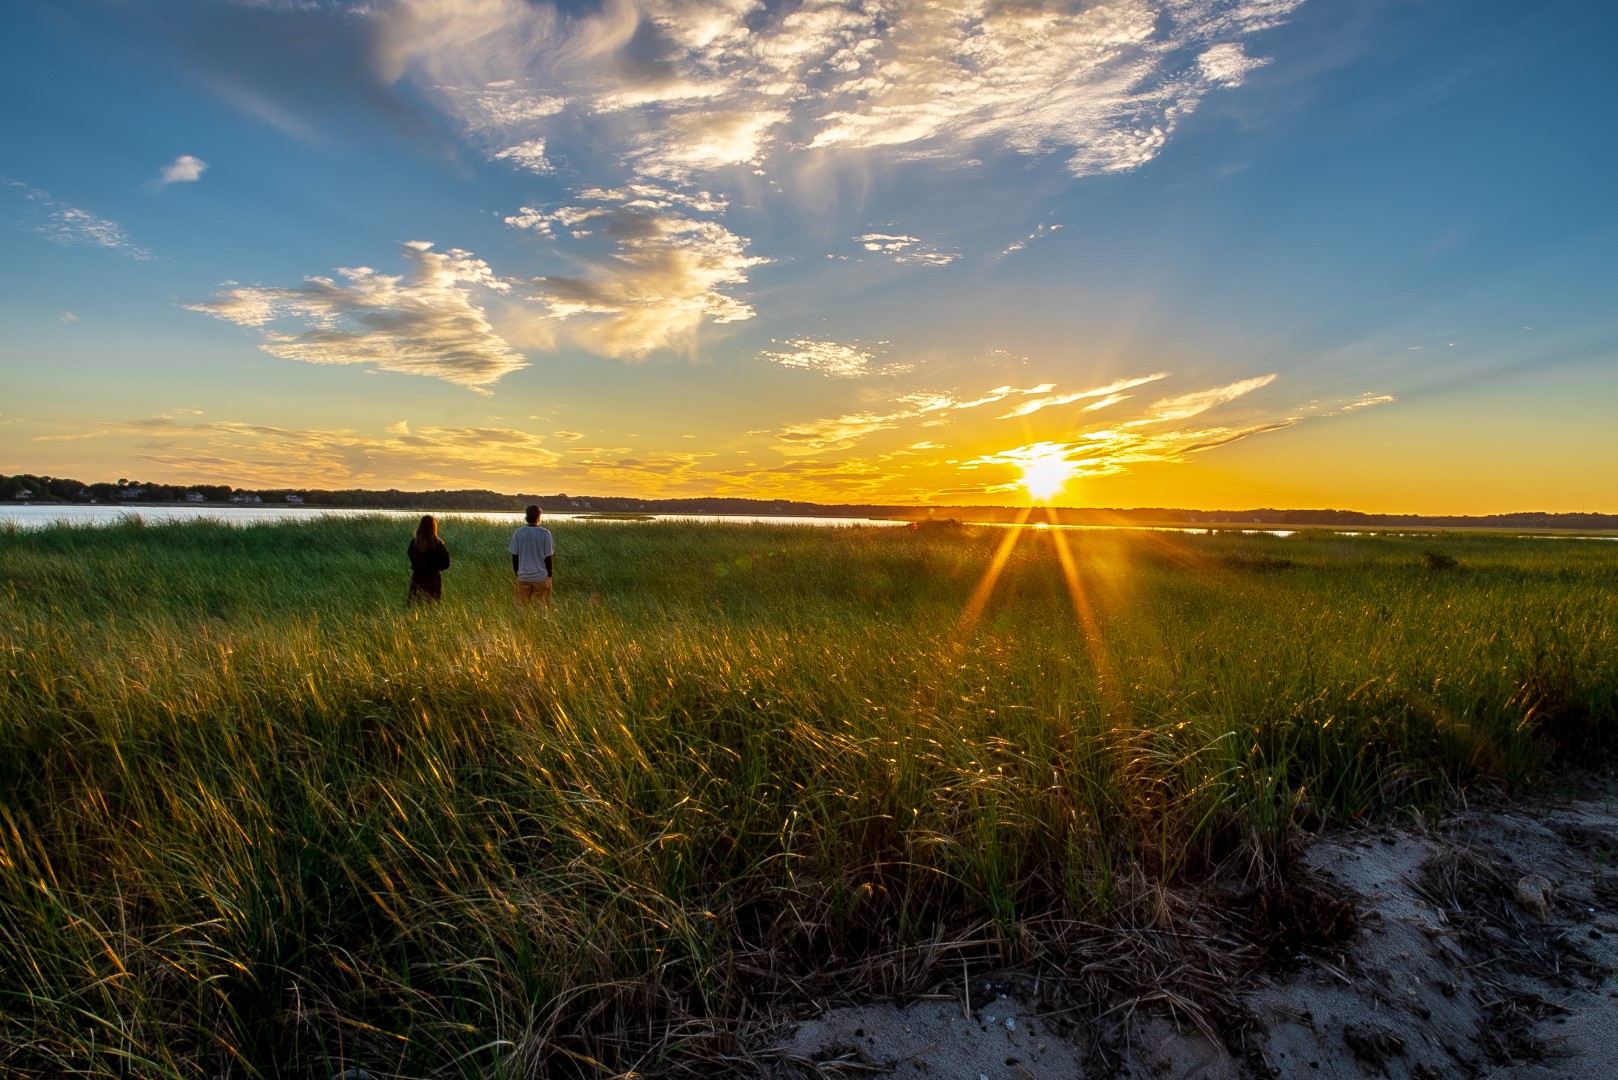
[3,471,1614,530]
[4,500,1615,538]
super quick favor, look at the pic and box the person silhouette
[407,514,451,603]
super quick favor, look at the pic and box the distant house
[184,491,206,503]
[120,487,144,500]
[286,494,305,505]
[13,490,34,500]
[229,493,263,504]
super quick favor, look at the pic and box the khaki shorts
[515,578,553,606]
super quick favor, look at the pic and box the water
[0,503,905,530]
[4,504,1609,539]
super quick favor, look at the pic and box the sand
[772,780,1618,1078]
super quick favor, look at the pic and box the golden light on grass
[957,505,1033,635]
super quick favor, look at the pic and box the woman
[407,514,451,603]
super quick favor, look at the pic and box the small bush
[1423,549,1459,570]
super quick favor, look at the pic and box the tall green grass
[1,516,1614,1076]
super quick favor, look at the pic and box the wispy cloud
[996,372,1170,418]
[1002,222,1063,257]
[491,138,552,174]
[856,232,960,267]
[5,179,150,259]
[760,337,882,378]
[1340,392,1396,412]
[1133,373,1277,424]
[159,155,208,185]
[374,0,1305,284]
[967,412,1301,492]
[32,414,562,486]
[388,0,1297,180]
[188,241,526,390]
[775,410,906,454]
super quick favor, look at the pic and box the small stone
[1515,874,1554,923]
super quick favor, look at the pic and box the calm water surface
[0,503,904,530]
[3,504,1610,539]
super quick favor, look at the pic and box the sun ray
[1044,505,1115,692]
[957,505,1034,635]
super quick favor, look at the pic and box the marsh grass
[1,517,1614,1076]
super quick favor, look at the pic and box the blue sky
[2,0,1614,512]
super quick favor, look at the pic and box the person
[407,514,451,603]
[509,503,555,608]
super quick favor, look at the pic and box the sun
[1017,446,1076,503]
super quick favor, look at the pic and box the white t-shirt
[508,524,554,582]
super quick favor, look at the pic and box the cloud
[38,414,562,486]
[1134,373,1278,424]
[376,0,1305,184]
[1340,392,1396,412]
[968,412,1300,490]
[491,138,553,173]
[1181,419,1298,452]
[1002,222,1063,257]
[760,337,879,377]
[996,372,1170,418]
[904,384,1056,414]
[856,232,960,267]
[59,311,78,323]
[5,179,150,259]
[772,378,1089,454]
[159,155,209,184]
[775,410,906,454]
[508,188,768,359]
[188,241,527,390]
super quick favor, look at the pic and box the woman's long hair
[409,514,439,554]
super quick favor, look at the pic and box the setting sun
[1017,446,1077,503]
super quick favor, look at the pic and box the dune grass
[0,515,1614,1077]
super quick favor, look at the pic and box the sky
[2,0,1614,514]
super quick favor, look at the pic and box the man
[509,504,555,608]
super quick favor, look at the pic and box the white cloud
[188,241,527,390]
[354,1,1307,364]
[59,311,78,323]
[6,179,150,259]
[1002,222,1063,257]
[1197,43,1268,86]
[159,155,209,184]
[492,138,553,174]
[760,337,878,377]
[856,232,960,267]
[508,189,767,359]
[377,1,1305,184]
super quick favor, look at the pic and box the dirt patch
[769,779,1618,1078]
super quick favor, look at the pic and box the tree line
[3,472,1613,530]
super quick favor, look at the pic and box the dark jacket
[407,539,450,601]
